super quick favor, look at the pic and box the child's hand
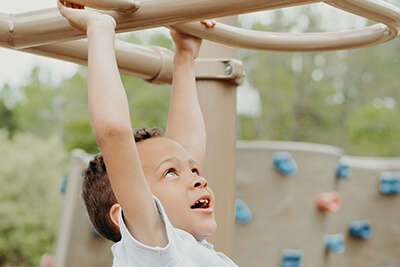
[170,30,202,60]
[57,0,116,33]
[201,19,216,28]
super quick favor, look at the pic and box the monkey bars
[0,0,399,51]
[0,0,398,83]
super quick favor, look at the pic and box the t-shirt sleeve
[111,196,185,267]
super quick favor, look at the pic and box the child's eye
[165,168,177,177]
[192,168,200,175]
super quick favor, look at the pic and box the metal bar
[171,0,400,52]
[21,39,170,82]
[19,38,244,84]
[325,0,400,29]
[66,0,140,13]
[173,22,397,52]
[0,0,320,48]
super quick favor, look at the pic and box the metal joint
[195,58,244,86]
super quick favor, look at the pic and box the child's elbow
[93,122,133,146]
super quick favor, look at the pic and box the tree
[0,130,65,266]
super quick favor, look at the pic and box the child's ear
[110,203,121,228]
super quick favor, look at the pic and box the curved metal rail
[173,0,400,52]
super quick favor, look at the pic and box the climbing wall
[234,140,400,267]
[54,143,400,266]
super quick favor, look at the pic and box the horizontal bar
[66,0,140,13]
[21,39,172,83]
[1,0,320,48]
[18,39,244,85]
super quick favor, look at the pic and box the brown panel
[197,16,238,259]
[234,141,343,266]
[53,149,113,267]
[328,158,400,267]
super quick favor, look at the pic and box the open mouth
[191,198,210,209]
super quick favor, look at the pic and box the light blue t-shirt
[111,196,238,267]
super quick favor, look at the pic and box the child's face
[137,137,217,241]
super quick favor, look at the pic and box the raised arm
[165,30,206,170]
[57,1,167,247]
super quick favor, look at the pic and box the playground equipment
[1,0,399,266]
[235,141,400,266]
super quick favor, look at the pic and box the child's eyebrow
[154,157,198,172]
[154,158,178,172]
[188,158,198,167]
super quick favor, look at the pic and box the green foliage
[0,130,65,266]
[347,104,400,156]
[0,86,18,139]
[122,75,170,129]
[63,115,98,154]
[237,10,400,156]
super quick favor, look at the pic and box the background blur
[1,1,399,266]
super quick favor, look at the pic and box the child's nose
[192,176,208,188]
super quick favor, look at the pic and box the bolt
[225,63,233,75]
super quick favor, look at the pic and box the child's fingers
[200,19,216,28]
[57,0,67,16]
[71,3,85,9]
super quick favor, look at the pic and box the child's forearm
[166,51,206,167]
[86,20,132,141]
[86,19,165,245]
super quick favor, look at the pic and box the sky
[0,0,79,88]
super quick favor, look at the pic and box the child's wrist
[87,16,116,34]
[174,50,197,62]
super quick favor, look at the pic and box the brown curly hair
[81,127,164,242]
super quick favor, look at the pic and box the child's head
[136,135,217,241]
[82,127,217,243]
[82,127,164,242]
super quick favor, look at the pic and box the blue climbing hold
[349,219,372,239]
[379,172,400,194]
[324,234,344,254]
[92,225,101,237]
[60,175,68,194]
[235,199,252,224]
[281,249,303,267]
[336,158,351,179]
[272,152,297,176]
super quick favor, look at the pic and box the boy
[57,1,237,266]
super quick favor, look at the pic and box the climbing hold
[316,191,340,212]
[379,172,400,194]
[280,249,303,267]
[60,176,68,194]
[349,219,372,239]
[272,152,297,176]
[336,158,351,179]
[324,234,344,254]
[235,199,252,224]
[92,226,101,237]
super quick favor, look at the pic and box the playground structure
[1,0,400,266]
[60,140,400,266]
